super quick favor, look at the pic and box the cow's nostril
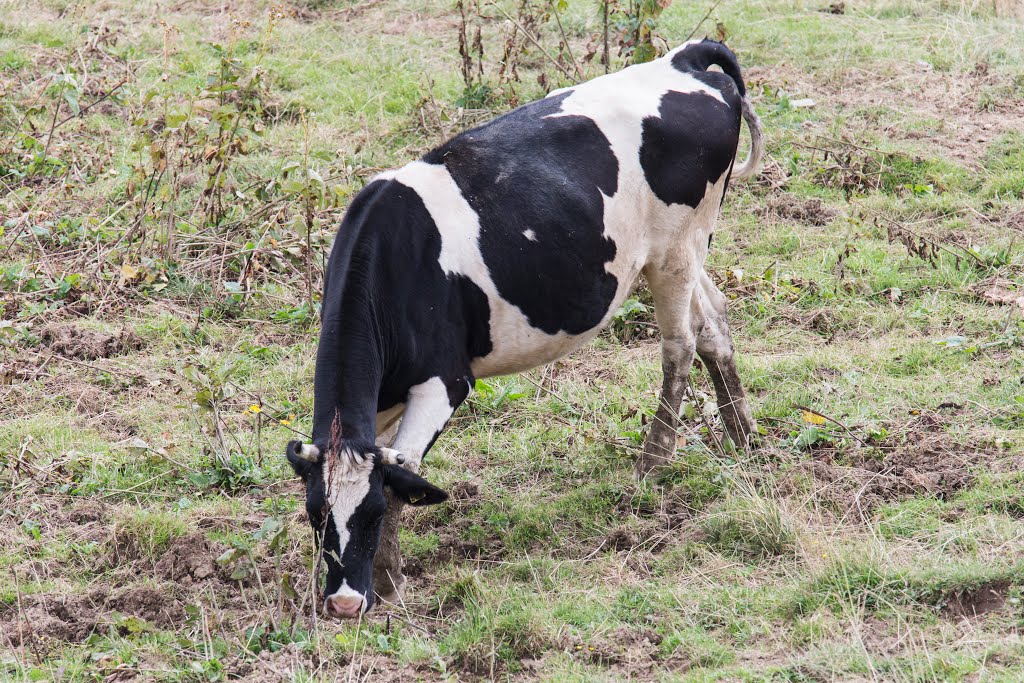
[324,594,365,619]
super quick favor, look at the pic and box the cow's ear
[286,441,319,481]
[382,466,448,506]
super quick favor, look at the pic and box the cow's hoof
[374,574,406,606]
[376,588,403,606]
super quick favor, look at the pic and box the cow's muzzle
[324,593,367,619]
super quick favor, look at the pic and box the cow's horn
[297,443,320,462]
[379,447,406,465]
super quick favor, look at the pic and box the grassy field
[3,0,1024,680]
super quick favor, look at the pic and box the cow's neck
[311,227,390,448]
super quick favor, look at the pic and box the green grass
[1,0,1024,680]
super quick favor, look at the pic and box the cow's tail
[674,39,763,180]
[732,96,763,180]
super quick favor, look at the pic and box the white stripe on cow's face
[323,448,375,566]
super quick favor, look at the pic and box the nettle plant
[129,16,273,239]
[121,6,341,310]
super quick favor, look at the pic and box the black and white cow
[286,39,763,619]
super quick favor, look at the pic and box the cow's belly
[469,283,633,379]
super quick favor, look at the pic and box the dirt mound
[761,196,840,226]
[67,500,109,524]
[232,643,308,682]
[40,324,142,361]
[605,525,638,551]
[107,584,180,626]
[448,479,480,504]
[853,437,976,500]
[941,580,1009,619]
[561,625,662,672]
[785,435,978,518]
[154,533,219,584]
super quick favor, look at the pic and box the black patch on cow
[424,92,620,336]
[639,83,742,208]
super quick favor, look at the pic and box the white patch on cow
[375,42,738,379]
[323,448,374,572]
[390,376,455,469]
[544,44,736,319]
[522,229,537,242]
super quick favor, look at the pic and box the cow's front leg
[638,266,699,480]
[693,272,756,448]
[373,375,470,604]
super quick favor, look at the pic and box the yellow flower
[246,405,262,414]
[279,413,295,426]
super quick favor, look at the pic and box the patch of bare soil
[605,524,639,551]
[974,276,1024,308]
[67,500,109,525]
[0,584,181,649]
[941,580,1010,619]
[40,323,143,361]
[994,0,1024,18]
[559,626,671,678]
[230,643,309,683]
[759,196,840,226]
[781,307,846,338]
[783,431,982,519]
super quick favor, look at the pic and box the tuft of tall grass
[701,487,798,560]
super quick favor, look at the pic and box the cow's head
[286,439,447,618]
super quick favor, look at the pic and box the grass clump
[701,489,797,561]
[110,509,188,562]
[442,591,551,674]
[657,448,729,512]
[981,131,1024,198]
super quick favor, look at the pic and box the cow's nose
[324,594,365,619]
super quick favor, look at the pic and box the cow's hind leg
[693,272,756,448]
[373,376,469,604]
[638,263,700,480]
